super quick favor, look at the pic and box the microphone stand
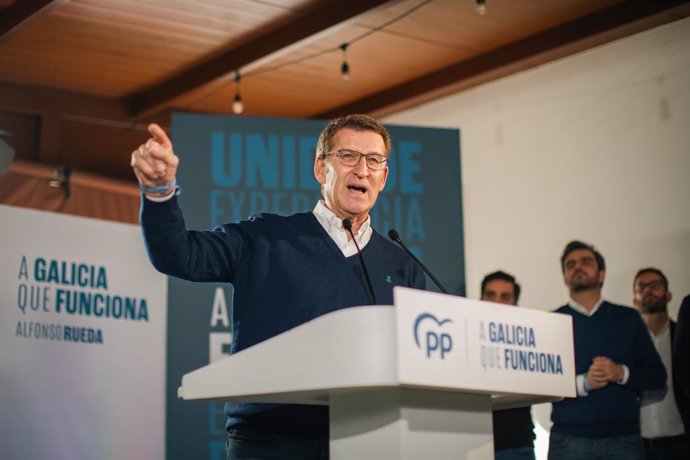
[343,219,378,304]
[388,229,448,294]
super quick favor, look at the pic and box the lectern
[178,287,575,459]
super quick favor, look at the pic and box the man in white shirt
[633,268,689,460]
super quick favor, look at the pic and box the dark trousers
[226,429,328,460]
[643,434,689,460]
[495,446,535,460]
[548,432,645,460]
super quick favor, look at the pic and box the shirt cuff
[576,374,589,396]
[616,365,630,385]
[144,191,176,203]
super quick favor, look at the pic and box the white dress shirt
[312,200,372,257]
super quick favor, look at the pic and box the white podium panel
[395,287,576,399]
[178,304,400,403]
[330,389,494,460]
[178,287,575,459]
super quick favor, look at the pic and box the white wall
[385,18,690,319]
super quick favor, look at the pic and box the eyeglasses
[635,281,664,293]
[323,149,388,170]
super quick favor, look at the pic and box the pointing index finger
[148,123,172,149]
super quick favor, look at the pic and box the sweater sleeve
[625,310,667,393]
[139,194,249,282]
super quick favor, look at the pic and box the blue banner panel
[166,113,465,459]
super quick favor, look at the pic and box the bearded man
[633,268,689,460]
[547,241,665,460]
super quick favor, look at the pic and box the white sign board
[395,287,576,397]
[0,205,167,460]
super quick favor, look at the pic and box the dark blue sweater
[141,196,426,435]
[551,302,666,437]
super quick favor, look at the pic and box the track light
[232,71,244,114]
[340,43,350,82]
[232,93,243,115]
[476,0,487,16]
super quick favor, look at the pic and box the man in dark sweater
[632,268,689,460]
[130,115,426,459]
[548,241,666,460]
[480,270,535,460]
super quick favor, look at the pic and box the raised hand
[131,123,180,197]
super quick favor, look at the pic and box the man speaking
[130,114,426,459]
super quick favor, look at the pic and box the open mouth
[347,185,367,193]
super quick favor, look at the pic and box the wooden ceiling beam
[0,0,68,41]
[126,0,392,118]
[317,0,690,119]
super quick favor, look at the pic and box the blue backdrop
[166,112,465,459]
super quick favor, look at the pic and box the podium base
[330,388,494,459]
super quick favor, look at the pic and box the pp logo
[413,313,453,359]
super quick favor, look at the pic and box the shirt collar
[651,318,671,338]
[312,200,372,254]
[313,200,369,236]
[568,297,605,316]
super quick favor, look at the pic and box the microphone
[343,219,377,304]
[388,229,448,294]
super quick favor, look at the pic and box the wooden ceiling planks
[0,0,688,122]
[124,0,392,117]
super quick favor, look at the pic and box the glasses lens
[366,154,387,170]
[332,150,387,169]
[636,281,663,292]
[337,150,360,165]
